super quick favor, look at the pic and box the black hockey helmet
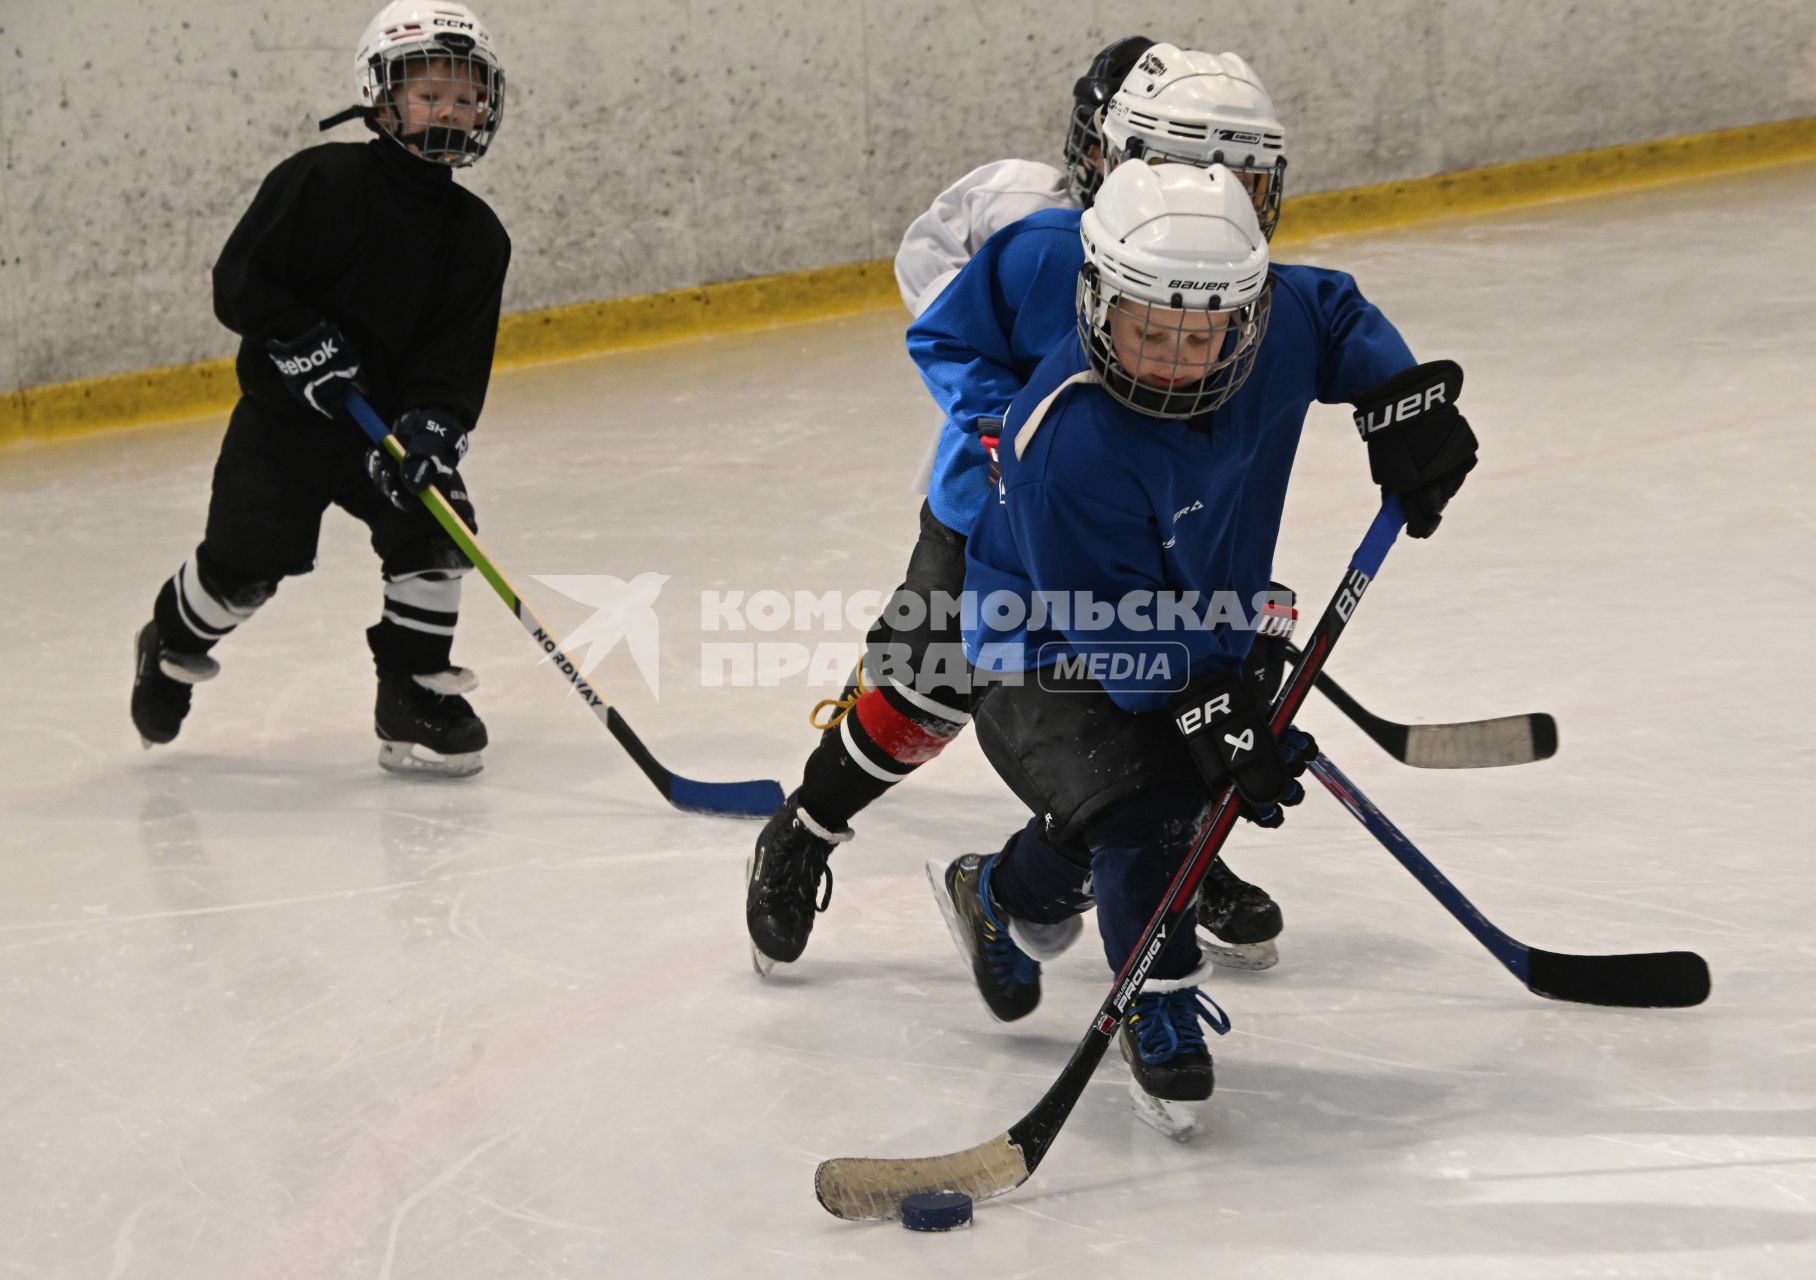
[1064,35,1157,205]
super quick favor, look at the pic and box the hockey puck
[900,1190,973,1231]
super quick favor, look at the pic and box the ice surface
[2,163,1813,1277]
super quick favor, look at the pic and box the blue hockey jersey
[963,264,1417,713]
[907,207,1084,533]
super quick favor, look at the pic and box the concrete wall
[3,0,1814,392]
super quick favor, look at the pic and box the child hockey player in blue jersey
[909,46,1301,969]
[129,2,510,778]
[746,43,1294,974]
[931,160,1477,1128]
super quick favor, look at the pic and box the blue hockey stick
[1308,753,1709,1007]
[346,391,784,818]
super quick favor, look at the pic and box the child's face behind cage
[1108,301,1234,391]
[386,55,488,154]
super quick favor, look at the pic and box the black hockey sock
[797,728,896,832]
[797,678,967,830]
[153,550,275,655]
[368,571,461,675]
[988,822,1096,926]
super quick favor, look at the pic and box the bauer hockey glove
[365,445,477,531]
[265,320,363,418]
[1170,669,1316,828]
[1353,359,1478,539]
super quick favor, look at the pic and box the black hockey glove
[1353,360,1478,539]
[393,408,470,494]
[365,446,477,531]
[1240,582,1297,702]
[265,320,363,418]
[1170,670,1316,828]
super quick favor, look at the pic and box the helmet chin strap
[396,125,482,159]
[318,105,375,132]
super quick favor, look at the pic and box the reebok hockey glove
[1353,359,1478,539]
[393,408,470,494]
[365,446,477,531]
[265,320,363,418]
[1170,670,1316,828]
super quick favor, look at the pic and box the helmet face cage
[1075,268,1274,419]
[1104,142,1287,240]
[1062,103,1106,205]
[1062,35,1156,206]
[366,37,505,166]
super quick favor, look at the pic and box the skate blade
[1196,926,1278,972]
[925,858,974,970]
[743,856,780,978]
[377,741,483,779]
[1128,1077,1199,1143]
[750,941,778,978]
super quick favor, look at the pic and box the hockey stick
[813,498,1407,1221]
[1308,753,1710,1007]
[344,393,784,818]
[1288,642,1557,768]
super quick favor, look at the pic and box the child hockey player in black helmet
[130,1,510,777]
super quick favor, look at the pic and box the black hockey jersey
[213,139,511,430]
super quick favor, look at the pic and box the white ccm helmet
[1076,161,1272,419]
[1101,46,1288,238]
[349,2,505,166]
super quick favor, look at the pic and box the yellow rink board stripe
[6,115,1814,444]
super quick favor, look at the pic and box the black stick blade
[1400,713,1560,769]
[1525,948,1711,1008]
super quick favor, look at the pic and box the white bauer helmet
[1076,161,1272,420]
[1101,45,1288,238]
[350,2,505,166]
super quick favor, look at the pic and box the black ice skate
[926,853,1045,1022]
[1196,855,1284,971]
[1119,977,1230,1142]
[132,621,219,747]
[375,666,487,778]
[744,792,849,976]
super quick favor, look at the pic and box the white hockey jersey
[893,159,1077,317]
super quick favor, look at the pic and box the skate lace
[808,666,868,731]
[977,857,1039,991]
[756,843,834,917]
[1130,988,1232,1064]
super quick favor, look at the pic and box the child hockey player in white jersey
[130,2,510,778]
[746,35,1157,972]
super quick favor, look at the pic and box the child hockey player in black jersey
[130,1,510,777]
